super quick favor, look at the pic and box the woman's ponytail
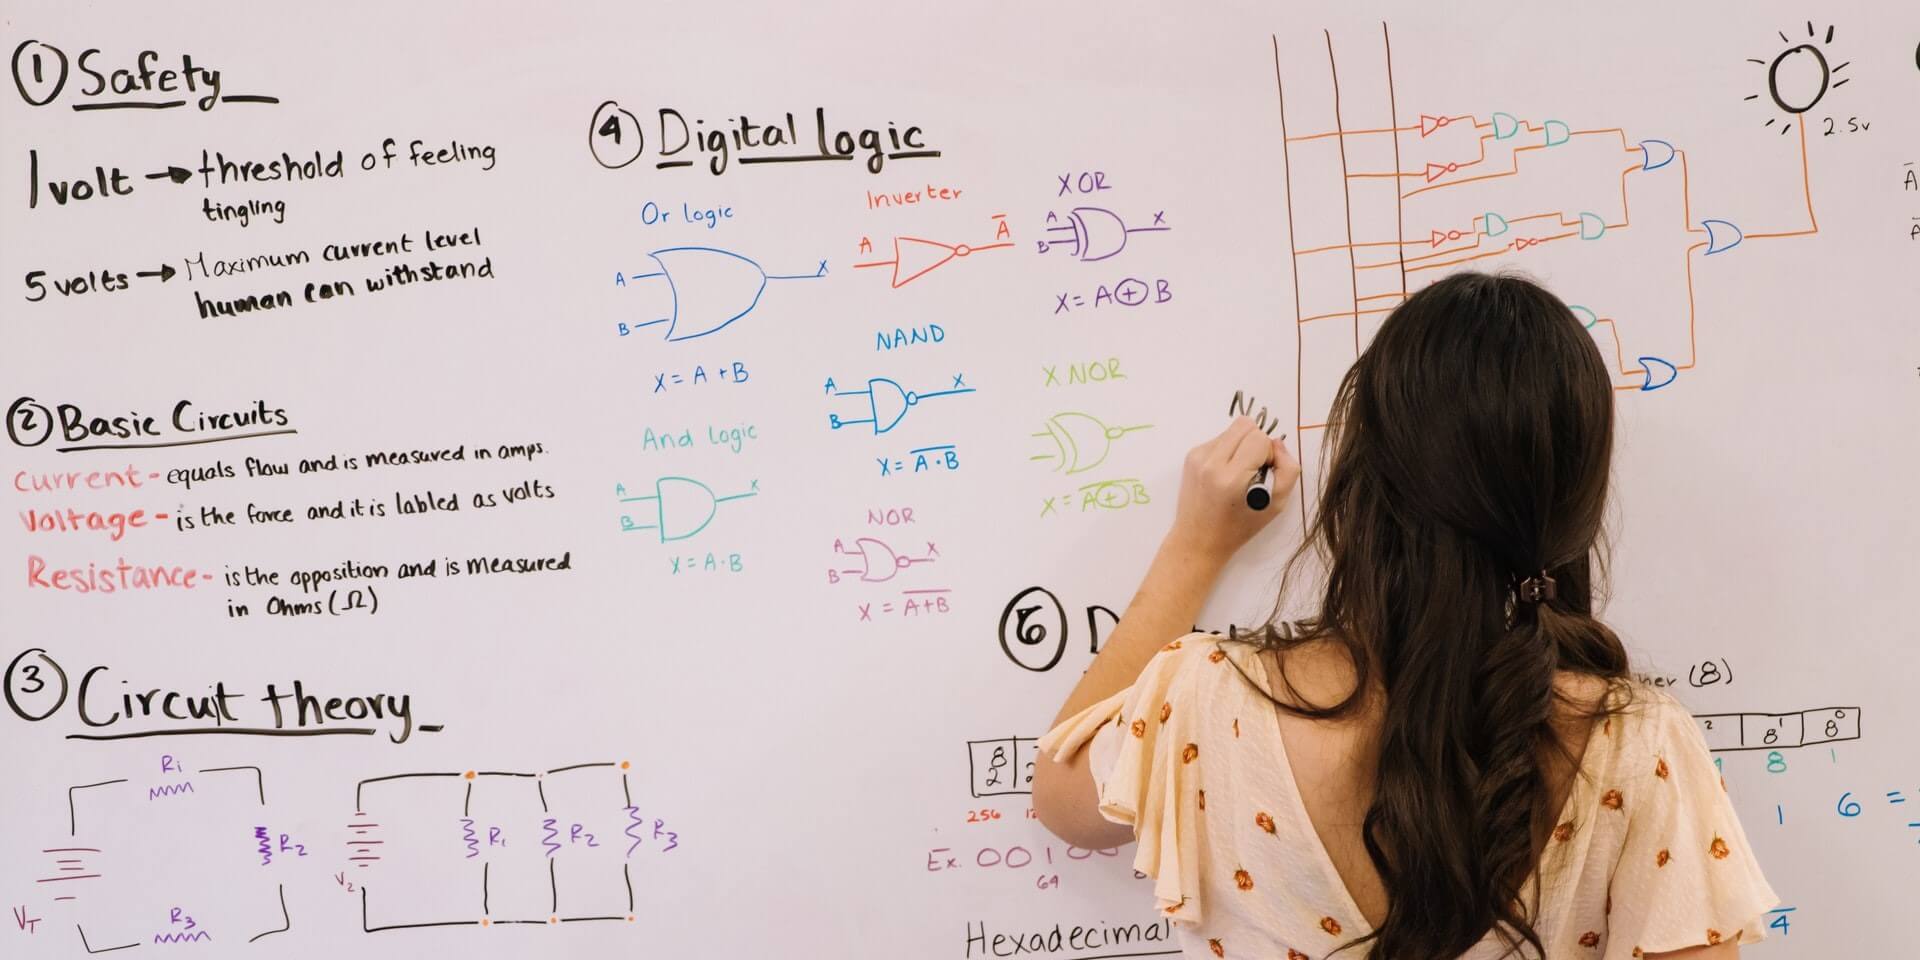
[1250,272,1630,959]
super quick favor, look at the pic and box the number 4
[1769,910,1794,935]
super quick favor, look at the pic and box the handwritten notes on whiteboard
[4,2,1918,957]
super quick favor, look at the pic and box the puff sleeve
[1039,634,1210,923]
[1603,696,1780,959]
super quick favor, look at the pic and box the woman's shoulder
[1151,629,1272,670]
[1115,631,1279,730]
[1132,631,1245,694]
[1552,674,1694,727]
[1572,678,1712,779]
[1571,680,1781,952]
[1218,626,1368,710]
[1609,681,1701,735]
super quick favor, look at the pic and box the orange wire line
[1571,128,1630,150]
[1282,28,1820,425]
[1286,123,1415,142]
[1745,122,1818,239]
[1404,245,1514,273]
[1296,239,1419,255]
[1680,150,1705,234]
[1400,241,1482,264]
[1592,319,1647,378]
[1679,241,1707,370]
[1299,306,1398,324]
[1401,127,1635,200]
[1284,113,1473,143]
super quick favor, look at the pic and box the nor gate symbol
[831,537,937,583]
[618,246,826,342]
[617,477,759,541]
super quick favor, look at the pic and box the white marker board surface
[1,1,1915,956]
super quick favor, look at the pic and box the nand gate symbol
[965,918,1176,958]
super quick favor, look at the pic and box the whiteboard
[1,1,1914,956]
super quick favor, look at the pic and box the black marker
[1227,390,1284,511]
[1245,434,1286,511]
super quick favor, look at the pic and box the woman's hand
[1166,416,1300,562]
[1036,416,1301,848]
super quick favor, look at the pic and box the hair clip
[1516,573,1557,603]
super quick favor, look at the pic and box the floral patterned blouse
[1039,633,1779,959]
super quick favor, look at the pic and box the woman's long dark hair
[1247,271,1630,958]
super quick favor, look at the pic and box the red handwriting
[13,466,150,493]
[19,507,165,541]
[865,183,965,209]
[25,556,210,592]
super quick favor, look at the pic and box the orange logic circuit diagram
[1272,23,1827,512]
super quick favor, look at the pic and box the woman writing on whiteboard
[1034,272,1776,959]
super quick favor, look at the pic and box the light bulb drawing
[1745,21,1848,134]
